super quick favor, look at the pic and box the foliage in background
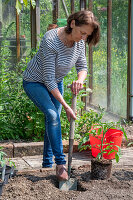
[0,43,45,141]
[15,0,36,14]
[76,107,105,140]
[39,0,53,36]
[0,0,129,140]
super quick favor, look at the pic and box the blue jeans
[23,80,66,167]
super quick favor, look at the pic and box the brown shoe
[56,165,68,181]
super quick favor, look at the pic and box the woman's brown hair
[47,24,58,31]
[65,10,100,46]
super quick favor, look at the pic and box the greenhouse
[0,0,133,199]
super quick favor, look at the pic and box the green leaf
[110,141,114,144]
[127,142,133,147]
[23,0,28,7]
[91,129,97,135]
[16,0,22,15]
[121,127,128,141]
[80,93,87,97]
[8,158,16,168]
[78,145,88,152]
[108,149,117,155]
[103,146,111,150]
[97,127,102,135]
[82,136,89,144]
[115,153,119,163]
[102,151,107,154]
[97,153,102,160]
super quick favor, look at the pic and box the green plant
[78,111,128,163]
[75,107,105,138]
[0,147,7,167]
[0,147,15,168]
[127,142,133,147]
[0,50,45,141]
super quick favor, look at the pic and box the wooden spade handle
[67,92,77,178]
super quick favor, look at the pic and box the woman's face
[70,20,94,42]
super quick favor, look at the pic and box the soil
[0,165,133,200]
[0,124,133,200]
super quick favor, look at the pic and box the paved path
[12,147,133,172]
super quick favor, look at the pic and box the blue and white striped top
[23,28,88,92]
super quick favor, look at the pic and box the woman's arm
[51,70,87,121]
[51,88,76,122]
[73,41,88,95]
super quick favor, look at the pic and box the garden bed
[1,165,133,200]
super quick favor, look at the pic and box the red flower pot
[90,128,123,159]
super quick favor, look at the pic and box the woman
[23,10,100,181]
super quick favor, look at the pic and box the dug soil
[1,124,133,199]
[1,165,133,200]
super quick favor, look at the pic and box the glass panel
[91,0,107,108]
[19,2,31,58]
[0,0,16,65]
[75,0,80,12]
[59,0,80,18]
[59,0,70,18]
[0,1,32,63]
[40,0,53,37]
[111,0,128,117]
[86,0,128,118]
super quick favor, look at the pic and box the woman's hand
[71,80,83,95]
[64,105,76,122]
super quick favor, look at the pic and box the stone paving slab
[22,155,43,169]
[11,147,133,172]
[21,151,92,171]
[113,147,133,168]
[11,157,33,171]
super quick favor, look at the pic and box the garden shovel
[59,90,77,191]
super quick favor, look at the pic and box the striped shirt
[23,28,88,92]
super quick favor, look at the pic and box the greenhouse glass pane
[75,0,80,12]
[40,0,53,38]
[91,0,107,109]
[86,0,128,118]
[111,0,128,118]
[19,3,31,58]
[0,0,16,65]
[59,0,70,19]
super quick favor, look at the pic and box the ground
[1,124,133,200]
[1,165,133,200]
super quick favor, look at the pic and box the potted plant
[0,146,16,185]
[78,111,128,180]
[0,147,6,196]
[0,171,4,196]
